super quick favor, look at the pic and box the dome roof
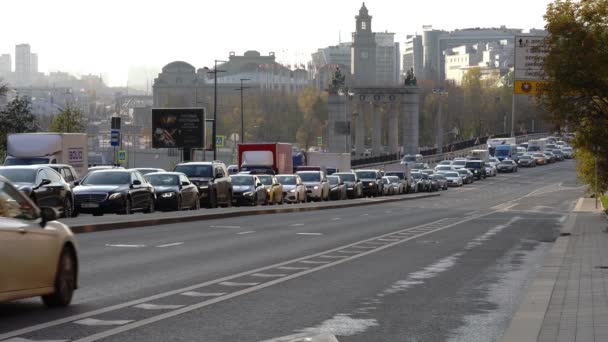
[243,50,261,57]
[162,61,196,73]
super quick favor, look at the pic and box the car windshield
[412,173,422,179]
[500,160,515,165]
[452,160,466,166]
[137,169,163,175]
[0,169,36,183]
[82,171,131,185]
[298,173,321,182]
[328,176,340,185]
[465,161,482,168]
[258,175,273,185]
[231,176,254,185]
[145,174,179,186]
[520,155,532,160]
[355,171,376,179]
[402,155,417,162]
[384,172,403,179]
[174,165,213,178]
[436,166,452,171]
[335,173,356,181]
[439,161,451,165]
[276,176,296,185]
[445,172,459,177]
[4,157,51,165]
[388,176,400,183]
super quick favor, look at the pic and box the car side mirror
[74,180,80,186]
[181,181,189,186]
[132,180,141,188]
[40,179,51,186]
[40,207,58,227]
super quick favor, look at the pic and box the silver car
[296,171,330,201]
[276,174,307,203]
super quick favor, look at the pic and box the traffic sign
[514,35,549,81]
[117,150,127,163]
[110,129,120,147]
[514,80,550,95]
[316,136,323,147]
[216,135,225,148]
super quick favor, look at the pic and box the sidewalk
[503,198,608,342]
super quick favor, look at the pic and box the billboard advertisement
[152,108,205,148]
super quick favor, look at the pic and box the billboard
[152,108,205,148]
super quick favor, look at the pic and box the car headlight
[369,182,374,186]
[161,192,175,198]
[243,192,253,196]
[289,189,296,193]
[313,186,319,190]
[109,193,122,200]
[474,170,479,173]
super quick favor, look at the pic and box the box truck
[304,152,351,175]
[238,143,293,175]
[4,133,88,176]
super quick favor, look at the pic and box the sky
[1,0,552,87]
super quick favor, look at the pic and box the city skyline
[1,0,552,86]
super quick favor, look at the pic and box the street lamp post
[433,89,448,154]
[235,78,251,144]
[206,60,227,160]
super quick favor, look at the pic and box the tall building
[402,35,423,80]
[311,42,353,89]
[30,53,38,74]
[375,32,400,86]
[444,41,514,85]
[15,44,31,84]
[0,54,11,75]
[351,3,377,86]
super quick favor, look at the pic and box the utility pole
[236,78,250,144]
[433,89,448,154]
[206,60,227,161]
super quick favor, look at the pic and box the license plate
[81,203,99,208]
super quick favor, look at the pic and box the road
[0,161,583,342]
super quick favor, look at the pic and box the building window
[361,21,367,30]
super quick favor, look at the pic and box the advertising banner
[152,108,205,148]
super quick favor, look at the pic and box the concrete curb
[501,213,577,342]
[70,193,440,234]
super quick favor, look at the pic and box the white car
[0,176,79,307]
[435,165,455,173]
[485,164,497,177]
[276,174,307,203]
[296,171,330,201]
[443,171,463,187]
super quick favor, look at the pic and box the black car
[174,162,232,208]
[497,160,518,173]
[47,164,81,188]
[231,174,268,206]
[73,169,155,216]
[430,174,448,190]
[0,165,75,218]
[464,160,486,180]
[333,172,362,199]
[517,155,537,167]
[328,175,347,200]
[145,172,200,211]
[411,172,430,192]
[354,169,382,197]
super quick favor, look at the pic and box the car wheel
[42,247,76,307]
[226,192,233,208]
[121,198,132,215]
[251,194,258,206]
[176,196,182,211]
[208,191,218,209]
[193,197,200,210]
[62,197,73,218]
[144,196,155,214]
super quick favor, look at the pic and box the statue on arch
[328,67,346,92]
[404,67,417,86]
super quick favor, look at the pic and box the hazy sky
[1,0,552,86]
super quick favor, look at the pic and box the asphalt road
[0,160,583,342]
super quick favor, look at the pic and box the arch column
[372,102,382,156]
[401,87,420,155]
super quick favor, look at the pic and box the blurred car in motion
[387,176,405,194]
[430,174,448,190]
[485,163,497,177]
[517,155,536,167]
[276,174,307,203]
[443,171,463,187]
[552,149,565,161]
[434,165,455,173]
[532,153,547,165]
[456,169,474,184]
[543,151,556,163]
[0,165,74,218]
[296,171,329,201]
[333,172,363,199]
[144,172,199,211]
[231,174,268,206]
[73,169,155,216]
[355,169,382,197]
[561,147,574,159]
[0,176,79,307]
[328,175,347,200]
[380,176,395,195]
[227,165,239,175]
[464,160,486,180]
[134,168,165,176]
[411,172,429,192]
[451,159,467,169]
[258,174,284,205]
[497,160,518,173]
[383,171,411,194]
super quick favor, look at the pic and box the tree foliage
[541,0,608,193]
[0,96,39,154]
[50,103,86,133]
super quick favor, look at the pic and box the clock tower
[351,3,377,86]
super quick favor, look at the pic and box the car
[430,174,448,190]
[134,168,165,176]
[384,171,411,193]
[144,172,200,211]
[552,149,565,161]
[517,154,537,167]
[443,171,463,187]
[532,153,547,165]
[73,169,155,216]
[485,164,497,177]
[0,165,75,218]
[276,174,307,203]
[328,175,348,200]
[355,169,383,197]
[455,168,475,184]
[421,169,434,176]
[488,157,500,167]
[333,172,363,198]
[411,172,430,192]
[47,164,81,188]
[86,165,124,174]
[561,147,574,159]
[227,165,239,175]
[174,161,232,208]
[437,160,453,166]
[413,162,430,170]
[0,176,79,307]
[464,160,487,180]
[451,159,467,169]
[296,171,330,201]
[258,174,284,205]
[380,176,396,195]
[386,176,405,194]
[435,165,455,173]
[427,174,440,192]
[400,154,423,166]
[231,174,268,206]
[497,159,518,173]
[543,151,556,163]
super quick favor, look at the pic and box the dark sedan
[497,159,518,173]
[0,165,74,218]
[333,172,363,199]
[328,175,347,200]
[145,172,199,211]
[517,155,536,167]
[455,168,475,184]
[73,169,155,216]
[231,174,268,206]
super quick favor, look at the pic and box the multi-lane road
[0,160,583,342]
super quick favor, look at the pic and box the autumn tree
[0,96,39,153]
[50,103,86,133]
[541,0,608,194]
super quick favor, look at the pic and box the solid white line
[237,231,255,235]
[290,223,305,227]
[276,266,311,271]
[219,281,260,287]
[299,260,330,264]
[251,273,288,278]
[133,303,184,310]
[209,225,241,229]
[180,292,226,297]
[330,217,342,221]
[155,242,184,248]
[297,232,323,236]
[105,244,145,248]
[74,318,134,326]
[319,255,348,259]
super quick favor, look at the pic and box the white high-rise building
[375,32,400,86]
[15,44,31,84]
[0,54,11,75]
[30,53,38,74]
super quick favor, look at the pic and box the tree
[296,87,327,150]
[0,96,39,153]
[0,79,7,99]
[541,0,608,194]
[50,103,86,133]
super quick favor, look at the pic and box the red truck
[238,143,293,175]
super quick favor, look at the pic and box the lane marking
[180,292,226,297]
[237,231,255,235]
[289,223,305,227]
[378,238,400,242]
[133,303,185,310]
[2,339,69,342]
[296,232,323,236]
[361,214,369,216]
[219,281,260,287]
[209,225,241,229]
[155,242,184,248]
[337,250,360,254]
[74,318,134,326]
[105,244,145,248]
[320,255,348,259]
[251,273,288,278]
[299,260,330,264]
[330,217,342,221]
[276,266,311,271]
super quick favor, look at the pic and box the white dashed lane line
[237,231,255,235]
[297,232,323,236]
[180,292,226,297]
[133,303,184,310]
[156,242,184,248]
[209,225,241,229]
[74,318,134,326]
[290,223,305,227]
[105,244,145,248]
